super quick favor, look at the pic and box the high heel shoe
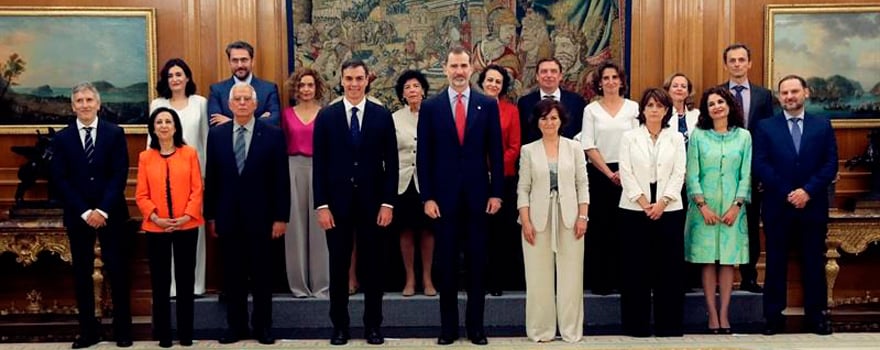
[719,327,732,334]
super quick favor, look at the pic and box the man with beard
[517,58,586,143]
[418,47,503,346]
[208,41,281,127]
[753,75,836,336]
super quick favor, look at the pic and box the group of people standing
[52,40,837,349]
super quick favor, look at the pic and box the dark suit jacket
[204,118,290,234]
[720,81,774,130]
[207,76,282,126]
[517,89,586,143]
[752,112,838,219]
[417,88,504,213]
[312,100,398,218]
[51,119,130,227]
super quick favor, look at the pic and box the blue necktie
[234,126,247,174]
[789,118,801,154]
[350,107,361,146]
[82,126,94,164]
[677,114,688,143]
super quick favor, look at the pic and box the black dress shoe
[763,318,785,336]
[330,329,350,346]
[254,329,275,345]
[158,339,172,348]
[71,335,99,349]
[179,339,193,347]
[218,332,240,344]
[808,321,833,335]
[365,327,384,345]
[740,281,764,293]
[437,335,457,345]
[116,338,133,348]
[468,331,488,345]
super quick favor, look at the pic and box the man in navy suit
[517,58,586,143]
[418,47,504,346]
[207,41,281,127]
[51,82,132,348]
[312,60,398,346]
[204,83,290,345]
[753,75,837,336]
[720,43,775,293]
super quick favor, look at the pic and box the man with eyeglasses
[204,83,290,345]
[207,40,281,127]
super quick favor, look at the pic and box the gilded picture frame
[0,7,157,134]
[765,3,880,129]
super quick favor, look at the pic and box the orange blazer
[135,145,204,233]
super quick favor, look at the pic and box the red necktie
[455,93,466,145]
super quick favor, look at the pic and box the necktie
[234,126,247,174]
[455,94,466,145]
[543,95,555,100]
[82,126,94,164]
[350,107,361,146]
[732,85,746,125]
[789,118,801,154]
[677,114,688,143]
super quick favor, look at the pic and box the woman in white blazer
[617,88,687,337]
[517,99,589,343]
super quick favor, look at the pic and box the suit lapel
[465,93,484,142]
[437,94,458,145]
[772,116,799,158]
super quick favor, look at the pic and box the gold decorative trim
[0,232,71,266]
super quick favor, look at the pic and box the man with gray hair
[51,81,132,348]
[205,83,290,345]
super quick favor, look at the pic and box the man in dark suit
[418,47,504,346]
[207,40,281,127]
[753,75,837,336]
[517,57,585,143]
[720,43,775,293]
[51,82,132,348]
[312,59,398,346]
[204,83,290,345]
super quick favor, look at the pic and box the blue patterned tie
[234,126,247,174]
[789,118,801,154]
[350,107,361,146]
[82,126,94,164]
[732,85,746,126]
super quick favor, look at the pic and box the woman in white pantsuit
[517,99,590,343]
[280,68,330,298]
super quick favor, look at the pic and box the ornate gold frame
[0,7,157,134]
[764,4,880,128]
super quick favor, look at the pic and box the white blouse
[580,99,639,163]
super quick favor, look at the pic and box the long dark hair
[148,107,186,149]
[156,58,197,99]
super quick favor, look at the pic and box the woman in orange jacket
[136,107,204,348]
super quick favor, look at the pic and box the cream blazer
[392,108,418,194]
[517,138,590,231]
[618,126,686,211]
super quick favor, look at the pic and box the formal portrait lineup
[0,1,878,349]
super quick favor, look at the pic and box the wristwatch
[661,197,671,205]
[578,215,589,221]
[734,200,744,207]
[696,201,707,208]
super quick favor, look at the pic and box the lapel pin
[477,105,482,110]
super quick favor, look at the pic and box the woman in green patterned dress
[685,86,751,334]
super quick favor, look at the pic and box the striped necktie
[83,126,94,164]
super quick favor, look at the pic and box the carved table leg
[825,238,841,308]
[92,241,104,317]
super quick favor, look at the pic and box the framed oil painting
[765,4,880,128]
[0,7,156,133]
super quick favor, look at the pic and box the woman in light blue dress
[685,86,751,334]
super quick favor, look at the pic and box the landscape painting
[765,4,880,125]
[0,7,156,132]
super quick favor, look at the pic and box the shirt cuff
[80,210,92,222]
[316,205,329,210]
[381,203,394,209]
[94,209,108,219]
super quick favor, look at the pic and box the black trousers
[67,220,132,339]
[146,229,198,341]
[763,208,828,324]
[486,176,524,291]
[325,195,386,330]
[434,192,489,338]
[219,224,274,334]
[618,208,685,336]
[585,163,622,293]
[740,181,763,284]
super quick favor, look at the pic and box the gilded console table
[826,208,880,307]
[0,214,105,316]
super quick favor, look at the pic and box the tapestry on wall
[290,0,627,110]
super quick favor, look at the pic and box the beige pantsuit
[284,155,330,297]
[517,138,589,343]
